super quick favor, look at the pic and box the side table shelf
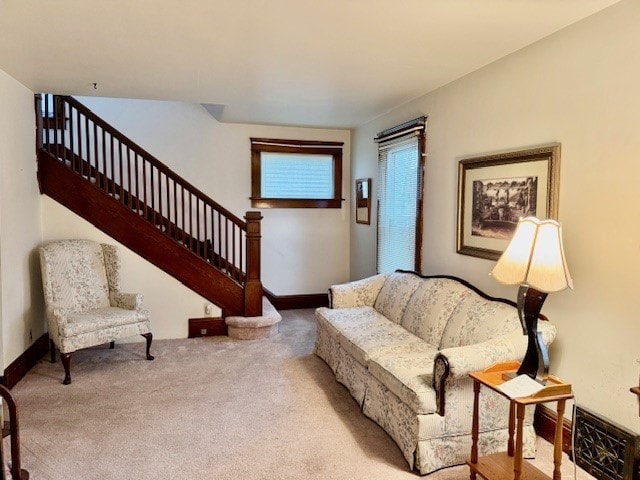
[467,361,573,480]
[472,453,552,480]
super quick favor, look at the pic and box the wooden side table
[467,361,573,480]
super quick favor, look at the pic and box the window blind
[375,116,426,274]
[261,152,333,199]
[377,137,420,273]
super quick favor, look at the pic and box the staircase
[35,94,263,317]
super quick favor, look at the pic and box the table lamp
[490,216,573,384]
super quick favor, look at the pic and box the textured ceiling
[0,0,622,128]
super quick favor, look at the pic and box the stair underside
[38,148,246,316]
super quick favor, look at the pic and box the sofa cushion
[61,307,148,337]
[315,306,389,340]
[374,272,424,324]
[400,278,473,347]
[439,292,520,349]
[336,320,425,366]
[368,343,439,414]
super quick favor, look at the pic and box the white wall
[70,98,351,296]
[39,97,351,341]
[351,0,640,430]
[0,69,44,369]
[0,81,350,354]
[41,197,214,340]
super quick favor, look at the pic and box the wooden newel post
[244,211,263,317]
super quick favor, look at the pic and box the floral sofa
[314,271,556,475]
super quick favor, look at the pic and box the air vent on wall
[573,405,640,480]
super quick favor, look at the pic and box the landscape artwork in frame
[457,144,560,260]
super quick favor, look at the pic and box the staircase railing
[36,94,262,316]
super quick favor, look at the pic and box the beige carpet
[7,309,593,480]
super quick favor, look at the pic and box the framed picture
[457,144,560,260]
[355,178,371,225]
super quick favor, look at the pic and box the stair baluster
[35,94,262,317]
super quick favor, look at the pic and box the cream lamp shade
[491,217,573,293]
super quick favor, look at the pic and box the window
[39,94,65,129]
[375,117,426,273]
[250,138,344,208]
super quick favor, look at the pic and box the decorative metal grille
[573,406,640,480]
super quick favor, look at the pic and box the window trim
[250,138,344,208]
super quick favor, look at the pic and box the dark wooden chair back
[0,385,28,479]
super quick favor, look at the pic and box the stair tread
[225,298,280,328]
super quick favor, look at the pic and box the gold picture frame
[355,178,371,225]
[457,144,560,260]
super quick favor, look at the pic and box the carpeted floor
[7,309,593,479]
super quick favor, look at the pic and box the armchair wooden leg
[60,353,72,385]
[109,341,115,349]
[49,339,56,363]
[142,333,154,360]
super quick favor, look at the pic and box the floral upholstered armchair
[39,239,154,385]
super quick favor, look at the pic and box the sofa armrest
[433,332,525,416]
[439,331,528,380]
[433,321,556,415]
[329,273,389,308]
[110,292,143,310]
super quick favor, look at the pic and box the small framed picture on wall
[355,178,372,225]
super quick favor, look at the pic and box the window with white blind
[375,117,426,274]
[250,138,344,208]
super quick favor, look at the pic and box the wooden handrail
[55,95,246,229]
[36,94,262,315]
[55,145,248,282]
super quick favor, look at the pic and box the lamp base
[516,285,549,384]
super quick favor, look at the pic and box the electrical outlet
[201,329,207,336]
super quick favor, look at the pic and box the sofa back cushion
[374,272,423,324]
[439,291,520,349]
[400,278,473,346]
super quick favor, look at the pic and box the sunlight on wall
[351,0,640,430]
